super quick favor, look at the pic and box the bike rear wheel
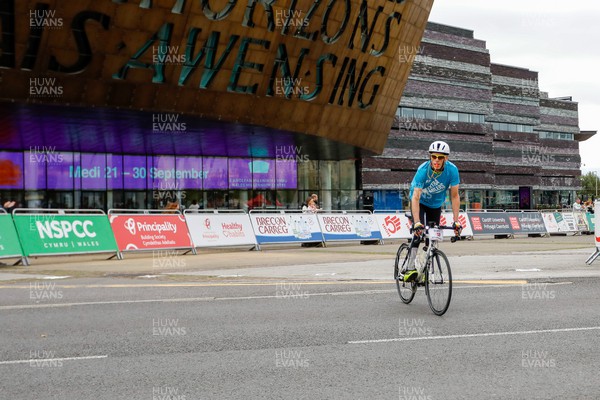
[425,249,452,316]
[394,243,416,304]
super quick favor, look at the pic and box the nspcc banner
[185,213,257,247]
[109,214,193,251]
[375,213,412,239]
[12,214,117,256]
[317,213,382,241]
[506,212,547,234]
[0,214,23,258]
[249,213,323,244]
[467,212,513,235]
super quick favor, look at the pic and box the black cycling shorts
[413,203,442,227]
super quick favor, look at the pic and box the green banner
[586,213,595,232]
[0,214,24,258]
[13,214,118,256]
[553,212,564,223]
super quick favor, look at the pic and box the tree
[580,172,600,200]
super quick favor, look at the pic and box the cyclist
[404,141,462,282]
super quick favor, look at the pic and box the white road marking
[0,355,108,366]
[0,282,572,311]
[348,326,600,344]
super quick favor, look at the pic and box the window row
[398,107,486,124]
[491,122,535,133]
[537,131,574,141]
[0,189,367,212]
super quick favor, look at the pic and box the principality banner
[0,214,24,258]
[317,213,382,242]
[249,213,323,244]
[109,214,193,251]
[506,212,547,234]
[467,212,513,235]
[185,213,257,247]
[12,213,117,256]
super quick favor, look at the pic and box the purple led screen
[251,159,275,189]
[148,156,176,191]
[77,154,107,190]
[4,152,297,191]
[122,155,147,190]
[203,158,228,189]
[176,157,204,189]
[228,158,252,189]
[24,151,48,190]
[276,160,297,189]
[47,152,76,190]
[0,152,24,189]
[107,154,124,190]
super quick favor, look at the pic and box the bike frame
[406,223,456,280]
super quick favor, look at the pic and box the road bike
[394,215,460,316]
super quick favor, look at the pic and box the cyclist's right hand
[413,222,424,234]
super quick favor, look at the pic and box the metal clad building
[364,22,591,211]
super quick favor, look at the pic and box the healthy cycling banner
[12,213,117,256]
[0,213,24,259]
[440,212,473,237]
[374,212,412,239]
[249,212,323,244]
[109,213,193,252]
[185,212,257,248]
[467,212,513,235]
[317,212,382,242]
[506,212,547,234]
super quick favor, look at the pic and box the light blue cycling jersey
[409,160,460,208]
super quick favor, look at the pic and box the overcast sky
[428,0,600,174]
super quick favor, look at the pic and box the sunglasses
[430,154,447,160]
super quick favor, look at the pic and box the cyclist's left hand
[452,221,462,235]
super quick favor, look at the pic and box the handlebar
[410,224,462,243]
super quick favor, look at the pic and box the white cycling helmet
[428,141,450,155]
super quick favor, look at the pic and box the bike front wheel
[394,243,416,304]
[425,249,452,316]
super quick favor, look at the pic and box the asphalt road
[1,276,599,400]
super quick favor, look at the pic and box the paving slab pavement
[0,235,598,282]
